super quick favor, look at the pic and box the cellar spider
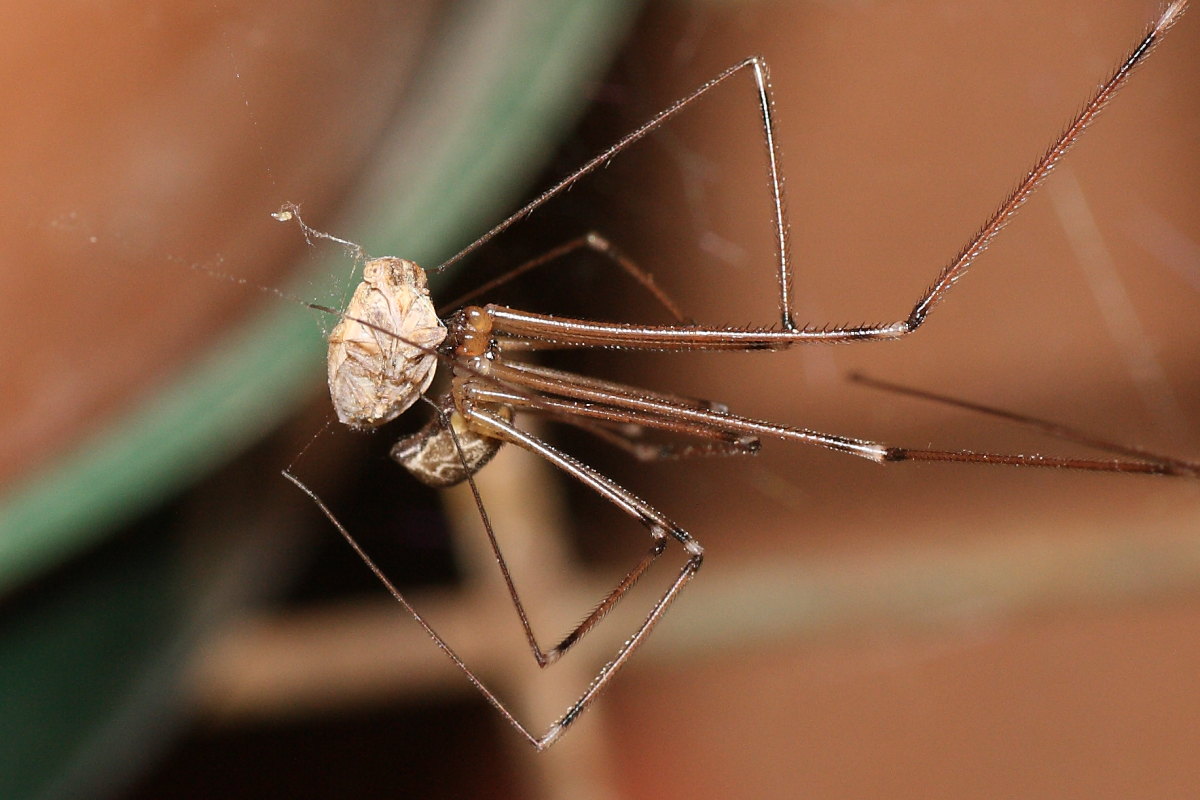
[275,2,1194,751]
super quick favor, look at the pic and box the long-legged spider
[276,2,1194,750]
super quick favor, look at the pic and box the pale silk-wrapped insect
[325,257,446,429]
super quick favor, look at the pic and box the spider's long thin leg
[461,404,704,739]
[486,360,735,413]
[905,1,1186,332]
[280,469,551,750]
[478,2,1186,351]
[441,232,686,322]
[434,54,796,328]
[423,398,666,672]
[876,446,1197,475]
[427,358,737,668]
[472,359,1200,477]
[849,372,1200,473]
[466,380,759,461]
[534,412,759,462]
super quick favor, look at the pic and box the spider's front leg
[458,395,704,737]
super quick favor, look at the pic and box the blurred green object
[1,518,184,800]
[0,1,637,798]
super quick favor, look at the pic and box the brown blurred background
[3,1,1199,799]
